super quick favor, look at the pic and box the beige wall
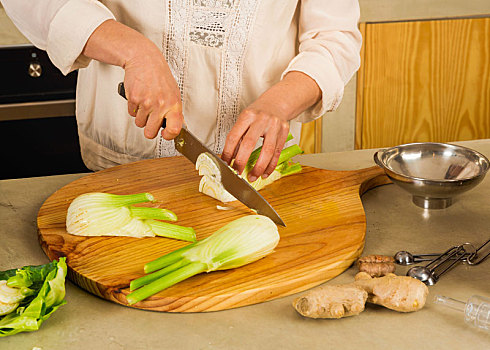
[0,7,29,45]
[322,0,490,152]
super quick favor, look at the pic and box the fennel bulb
[127,215,279,305]
[195,136,303,203]
[66,192,196,242]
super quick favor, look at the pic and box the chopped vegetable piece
[195,135,303,203]
[127,215,279,305]
[66,192,196,242]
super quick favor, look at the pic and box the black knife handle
[117,82,167,129]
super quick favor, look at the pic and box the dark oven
[0,45,90,180]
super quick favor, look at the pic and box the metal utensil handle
[425,246,461,269]
[466,238,490,265]
[426,245,468,280]
[117,82,167,129]
[412,253,451,262]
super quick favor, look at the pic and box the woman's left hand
[221,71,322,182]
[221,100,290,182]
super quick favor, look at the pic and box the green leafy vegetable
[126,215,280,305]
[0,258,67,337]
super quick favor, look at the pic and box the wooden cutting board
[37,156,389,312]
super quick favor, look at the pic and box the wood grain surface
[37,156,388,312]
[356,17,490,149]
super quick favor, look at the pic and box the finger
[248,125,279,182]
[145,98,173,139]
[232,125,263,175]
[134,103,151,128]
[128,102,138,117]
[144,110,165,139]
[161,107,183,140]
[261,125,290,178]
[222,111,256,164]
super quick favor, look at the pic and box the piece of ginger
[293,285,367,319]
[293,272,429,319]
[354,272,428,312]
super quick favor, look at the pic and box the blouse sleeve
[1,0,115,75]
[282,0,362,122]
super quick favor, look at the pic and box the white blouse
[1,0,362,171]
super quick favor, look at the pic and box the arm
[1,0,183,140]
[222,72,321,182]
[82,20,183,140]
[222,0,362,181]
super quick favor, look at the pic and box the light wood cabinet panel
[299,118,322,154]
[356,17,490,149]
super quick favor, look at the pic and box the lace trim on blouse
[158,0,260,158]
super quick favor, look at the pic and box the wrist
[120,35,161,69]
[254,71,321,121]
[83,19,160,68]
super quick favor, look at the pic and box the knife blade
[117,83,285,226]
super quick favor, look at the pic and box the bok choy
[66,192,196,242]
[126,215,279,305]
[0,258,67,337]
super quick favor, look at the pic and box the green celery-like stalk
[144,242,198,273]
[129,206,177,221]
[281,162,302,176]
[126,262,207,305]
[101,193,155,207]
[246,133,295,171]
[276,144,303,167]
[146,220,196,242]
[130,259,189,291]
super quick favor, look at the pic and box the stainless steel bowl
[374,142,490,209]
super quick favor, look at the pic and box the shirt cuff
[282,50,344,123]
[47,0,115,75]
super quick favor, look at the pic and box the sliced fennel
[127,215,279,305]
[195,135,303,203]
[66,192,196,242]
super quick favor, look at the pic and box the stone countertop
[1,140,489,349]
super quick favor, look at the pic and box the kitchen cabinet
[355,16,490,149]
[299,118,322,154]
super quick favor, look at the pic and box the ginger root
[357,255,395,277]
[293,285,367,319]
[293,272,429,319]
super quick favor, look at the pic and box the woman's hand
[221,71,322,182]
[123,46,183,140]
[221,101,290,183]
[82,19,183,140]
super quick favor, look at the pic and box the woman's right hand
[123,43,183,140]
[82,19,183,140]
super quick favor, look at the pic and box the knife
[117,83,285,226]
